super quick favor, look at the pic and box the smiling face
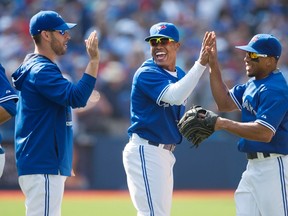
[243,52,278,79]
[148,37,180,71]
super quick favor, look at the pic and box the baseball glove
[178,105,219,147]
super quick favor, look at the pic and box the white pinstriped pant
[123,134,176,216]
[235,155,288,216]
[19,174,67,216]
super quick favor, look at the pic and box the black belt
[246,152,271,160]
[148,141,176,152]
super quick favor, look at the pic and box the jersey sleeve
[136,68,173,106]
[34,63,96,108]
[255,89,287,134]
[229,83,246,110]
[0,64,18,100]
[0,100,16,116]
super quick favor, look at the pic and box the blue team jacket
[12,54,96,176]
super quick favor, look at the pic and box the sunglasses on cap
[148,37,175,47]
[247,52,268,59]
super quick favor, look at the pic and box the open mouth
[155,51,166,61]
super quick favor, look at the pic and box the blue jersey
[230,69,288,154]
[0,64,18,106]
[128,58,186,144]
[11,54,96,176]
[0,63,18,143]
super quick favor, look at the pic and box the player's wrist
[195,60,207,69]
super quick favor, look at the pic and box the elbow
[70,97,88,109]
[172,100,184,106]
[161,97,184,106]
[74,101,87,108]
[216,102,237,112]
[216,105,231,112]
[169,97,185,106]
[79,99,88,108]
[257,130,274,143]
[261,134,273,143]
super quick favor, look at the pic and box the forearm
[70,73,97,108]
[84,59,99,78]
[215,117,274,142]
[0,107,12,125]
[209,63,236,111]
[162,61,206,105]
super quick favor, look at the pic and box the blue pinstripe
[277,157,288,216]
[139,146,154,216]
[44,174,49,216]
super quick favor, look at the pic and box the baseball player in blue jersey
[11,11,99,216]
[122,22,214,216]
[0,63,18,178]
[208,32,288,215]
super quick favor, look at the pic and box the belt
[130,133,176,152]
[148,141,176,152]
[246,152,285,160]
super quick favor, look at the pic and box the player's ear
[40,30,52,41]
[265,56,277,67]
[175,42,180,51]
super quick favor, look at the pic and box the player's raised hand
[85,30,99,62]
[198,31,214,66]
[84,30,100,78]
[206,31,218,68]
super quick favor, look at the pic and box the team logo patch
[156,25,167,33]
[251,35,260,42]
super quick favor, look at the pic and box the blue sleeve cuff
[82,73,97,87]
[1,100,17,116]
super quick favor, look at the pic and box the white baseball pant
[19,174,67,216]
[235,154,288,216]
[123,134,176,216]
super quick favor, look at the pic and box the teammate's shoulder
[136,59,160,74]
[140,58,158,69]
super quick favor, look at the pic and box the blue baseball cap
[235,34,282,59]
[29,10,77,36]
[144,22,179,42]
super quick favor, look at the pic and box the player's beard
[50,34,67,56]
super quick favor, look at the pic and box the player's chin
[246,66,254,76]
[59,48,67,56]
[246,70,255,77]
[154,58,168,67]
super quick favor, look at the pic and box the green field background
[0,190,235,216]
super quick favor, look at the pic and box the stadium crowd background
[0,0,287,189]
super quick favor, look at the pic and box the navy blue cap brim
[53,23,77,31]
[235,45,259,54]
[144,34,175,42]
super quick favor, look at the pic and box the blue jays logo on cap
[235,34,282,59]
[156,25,167,32]
[145,22,179,42]
[29,10,77,36]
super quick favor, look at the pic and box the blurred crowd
[0,0,287,188]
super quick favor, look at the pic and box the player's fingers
[86,31,98,47]
[85,31,99,59]
[205,32,215,47]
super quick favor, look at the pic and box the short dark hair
[32,34,42,45]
